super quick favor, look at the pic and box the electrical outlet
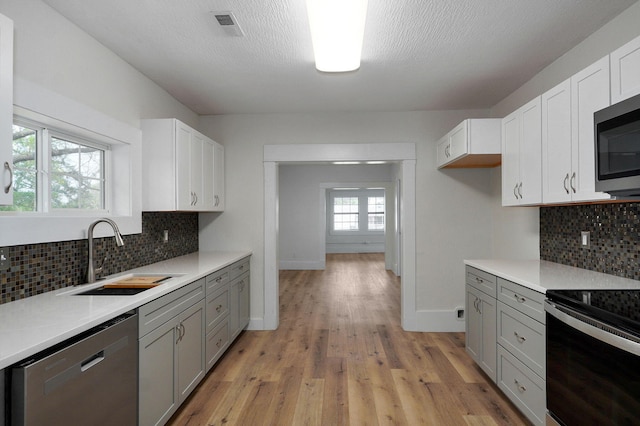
[581,231,590,248]
[0,247,10,271]
[163,230,169,243]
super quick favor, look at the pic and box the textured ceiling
[43,0,637,115]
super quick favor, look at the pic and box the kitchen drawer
[497,346,546,426]
[206,268,229,294]
[229,258,250,281]
[466,266,497,298]
[138,278,205,337]
[497,278,545,323]
[497,301,545,378]
[205,319,229,371]
[206,285,229,334]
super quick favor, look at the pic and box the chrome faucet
[87,218,125,283]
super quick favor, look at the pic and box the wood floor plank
[347,358,380,425]
[321,357,349,425]
[390,369,450,425]
[168,253,529,426]
[431,332,486,383]
[292,378,325,425]
[365,356,409,425]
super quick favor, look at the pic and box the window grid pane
[50,136,105,210]
[334,196,359,231]
[368,196,385,230]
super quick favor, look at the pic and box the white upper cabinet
[542,57,611,204]
[502,97,542,206]
[436,119,501,169]
[212,142,225,211]
[142,118,224,212]
[611,33,640,103]
[570,57,611,203]
[0,14,13,206]
[542,79,572,203]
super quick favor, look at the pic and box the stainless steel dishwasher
[10,311,138,426]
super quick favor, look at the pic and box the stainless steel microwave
[595,92,640,197]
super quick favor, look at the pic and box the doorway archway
[264,143,416,330]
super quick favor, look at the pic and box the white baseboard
[247,317,266,330]
[403,309,466,332]
[279,260,325,270]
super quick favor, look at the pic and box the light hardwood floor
[169,253,529,425]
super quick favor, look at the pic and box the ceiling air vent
[213,11,245,37]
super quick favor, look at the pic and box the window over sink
[1,120,108,213]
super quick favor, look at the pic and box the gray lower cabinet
[230,271,250,340]
[138,279,206,426]
[205,256,250,370]
[465,267,497,381]
[465,267,546,426]
[496,277,546,426]
[138,257,251,426]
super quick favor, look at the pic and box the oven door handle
[545,300,640,356]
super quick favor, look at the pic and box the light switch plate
[581,231,590,248]
[0,247,9,271]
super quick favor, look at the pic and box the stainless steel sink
[76,287,150,296]
[60,273,182,296]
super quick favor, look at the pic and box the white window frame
[328,188,385,236]
[7,118,112,215]
[1,79,142,246]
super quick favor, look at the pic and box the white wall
[279,164,392,268]
[199,110,495,329]
[488,0,640,260]
[0,0,198,130]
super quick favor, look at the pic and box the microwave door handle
[545,301,640,356]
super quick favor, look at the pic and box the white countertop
[464,259,640,293]
[0,250,251,370]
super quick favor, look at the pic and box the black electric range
[546,289,640,338]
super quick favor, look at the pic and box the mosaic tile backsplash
[0,212,198,304]
[540,202,640,280]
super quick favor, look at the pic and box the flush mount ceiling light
[306,0,368,73]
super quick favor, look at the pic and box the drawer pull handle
[514,331,526,343]
[514,293,526,303]
[514,379,526,393]
[216,338,223,348]
[475,277,483,284]
[216,304,223,313]
[216,276,223,283]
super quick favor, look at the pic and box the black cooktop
[546,289,640,337]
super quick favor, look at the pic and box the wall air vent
[212,11,245,37]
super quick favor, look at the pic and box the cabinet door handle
[194,193,198,205]
[563,173,570,194]
[176,324,182,344]
[570,172,576,193]
[514,293,526,303]
[3,162,12,194]
[514,379,526,393]
[513,183,519,199]
[518,182,523,198]
[514,331,526,343]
